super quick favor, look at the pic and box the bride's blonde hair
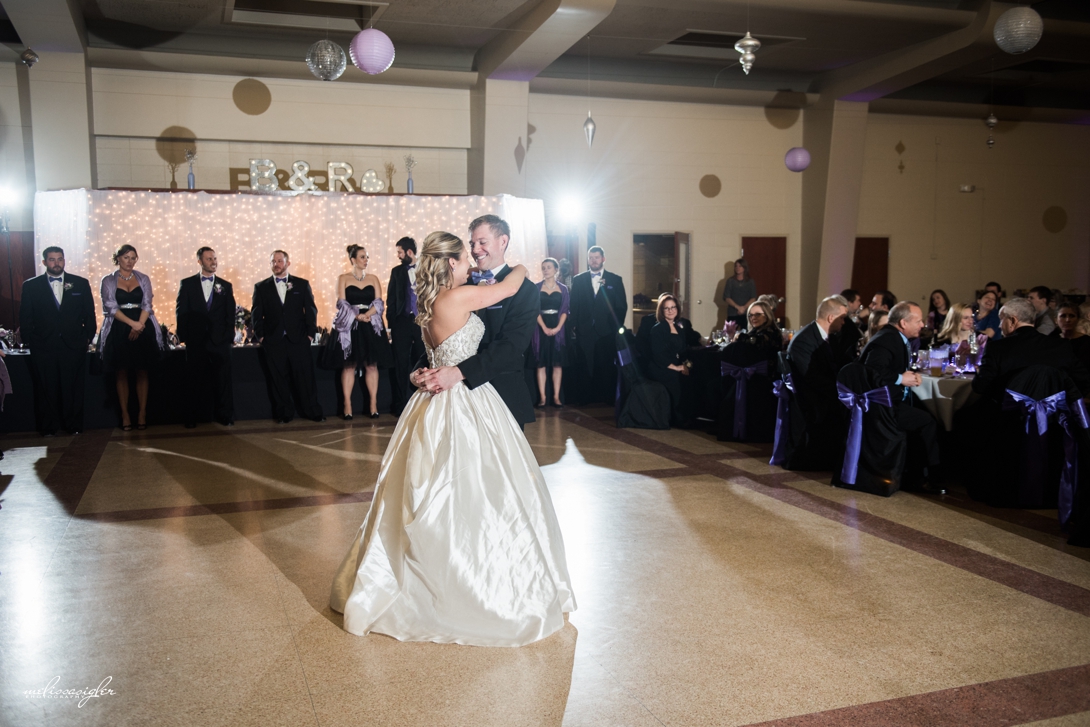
[414,231,465,328]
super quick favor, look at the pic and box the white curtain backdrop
[33,190,548,331]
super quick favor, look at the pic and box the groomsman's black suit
[858,325,940,471]
[251,275,324,422]
[387,259,425,416]
[176,274,236,426]
[570,269,627,404]
[19,271,97,434]
[785,321,847,470]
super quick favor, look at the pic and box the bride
[329,231,576,646]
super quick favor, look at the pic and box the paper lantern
[306,40,347,81]
[994,6,1043,55]
[784,147,811,172]
[349,29,395,75]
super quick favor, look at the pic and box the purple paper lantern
[784,147,811,172]
[349,29,395,75]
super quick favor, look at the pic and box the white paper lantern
[350,29,396,75]
[994,6,1043,55]
[306,40,347,81]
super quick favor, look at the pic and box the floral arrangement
[384,161,396,191]
[404,154,417,175]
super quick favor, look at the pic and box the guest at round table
[927,289,951,333]
[973,290,1002,339]
[99,244,165,431]
[735,301,783,357]
[858,310,889,357]
[649,294,693,427]
[325,244,393,419]
[933,303,974,347]
[531,258,570,408]
[722,259,757,329]
[1058,303,1090,370]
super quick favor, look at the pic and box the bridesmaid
[99,244,164,430]
[530,258,570,408]
[326,244,393,419]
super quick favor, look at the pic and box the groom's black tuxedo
[459,265,538,427]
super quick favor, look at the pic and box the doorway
[851,237,889,306]
[633,233,691,321]
[740,236,787,323]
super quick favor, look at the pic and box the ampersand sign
[287,161,314,192]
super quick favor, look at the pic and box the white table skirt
[913,375,977,431]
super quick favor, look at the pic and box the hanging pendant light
[994,6,1043,55]
[985,113,998,149]
[735,32,761,75]
[584,112,596,148]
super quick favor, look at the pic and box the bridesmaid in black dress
[326,245,393,419]
[530,258,570,408]
[100,245,164,430]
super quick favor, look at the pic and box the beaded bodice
[425,313,484,368]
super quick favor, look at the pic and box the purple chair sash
[615,347,634,420]
[836,383,895,485]
[721,360,768,441]
[1003,390,1087,527]
[769,373,794,466]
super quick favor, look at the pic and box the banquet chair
[615,332,671,430]
[716,342,777,443]
[831,363,906,497]
[966,365,1088,514]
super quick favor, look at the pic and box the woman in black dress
[735,300,783,356]
[649,294,693,427]
[326,244,393,419]
[530,258,570,408]
[99,244,164,430]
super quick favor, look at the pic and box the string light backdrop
[33,190,548,331]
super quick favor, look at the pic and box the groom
[413,215,538,427]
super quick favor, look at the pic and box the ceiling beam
[476,0,616,82]
[530,76,816,108]
[1,0,85,53]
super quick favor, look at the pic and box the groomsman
[386,236,424,416]
[19,246,97,435]
[570,246,627,404]
[251,250,325,423]
[176,247,236,428]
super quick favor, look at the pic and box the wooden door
[674,232,690,318]
[851,237,889,305]
[740,237,786,316]
[0,231,36,329]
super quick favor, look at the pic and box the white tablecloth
[913,375,977,431]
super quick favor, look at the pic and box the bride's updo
[414,231,465,328]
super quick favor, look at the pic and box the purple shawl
[332,298,386,359]
[99,269,165,357]
[531,280,570,361]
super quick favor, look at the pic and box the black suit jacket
[859,325,911,402]
[455,265,538,426]
[972,326,1090,403]
[176,275,236,349]
[19,273,97,352]
[251,275,317,345]
[570,270,628,341]
[830,317,863,368]
[787,321,842,407]
[387,260,414,323]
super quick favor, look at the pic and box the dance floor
[3,407,1090,726]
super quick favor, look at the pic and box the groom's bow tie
[471,270,496,285]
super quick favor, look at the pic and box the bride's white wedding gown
[329,313,576,646]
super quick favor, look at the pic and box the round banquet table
[912,373,977,431]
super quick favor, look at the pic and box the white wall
[0,63,34,230]
[524,93,804,333]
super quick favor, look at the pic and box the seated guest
[637,295,699,364]
[933,303,975,348]
[870,290,896,319]
[785,295,849,469]
[927,289,951,333]
[1058,303,1090,370]
[984,281,1003,302]
[973,290,1002,339]
[858,301,942,492]
[971,297,1090,404]
[858,310,889,356]
[831,289,864,366]
[648,294,693,427]
[736,301,782,356]
[1027,286,1057,336]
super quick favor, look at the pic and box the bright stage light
[0,187,20,207]
[556,195,582,224]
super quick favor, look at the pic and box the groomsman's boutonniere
[286,282,294,291]
[214,283,224,294]
[63,282,73,291]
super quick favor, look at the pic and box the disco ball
[306,40,347,81]
[349,28,396,75]
[993,6,1043,55]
